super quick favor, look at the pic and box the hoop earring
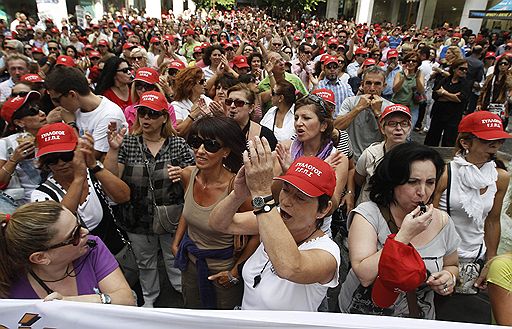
[463,148,470,156]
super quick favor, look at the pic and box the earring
[463,148,469,156]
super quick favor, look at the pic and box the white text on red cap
[41,130,65,142]
[295,162,322,177]
[482,118,502,128]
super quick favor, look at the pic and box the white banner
[0,300,500,329]
[36,0,69,29]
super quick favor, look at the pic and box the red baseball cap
[163,34,175,42]
[305,33,313,38]
[380,104,411,123]
[458,111,512,140]
[232,40,240,46]
[324,56,339,66]
[485,51,496,59]
[371,234,427,308]
[317,33,325,39]
[50,27,59,34]
[452,33,463,38]
[20,74,44,84]
[168,60,186,71]
[134,67,159,84]
[126,31,134,37]
[274,156,336,197]
[193,46,202,53]
[150,36,161,43]
[233,55,250,69]
[1,91,41,123]
[184,28,195,36]
[355,47,369,55]
[36,122,78,157]
[122,42,136,50]
[327,38,339,46]
[135,91,168,112]
[32,47,44,54]
[224,43,234,50]
[97,39,108,47]
[363,58,377,66]
[387,49,399,59]
[312,88,335,106]
[84,44,94,50]
[89,50,101,59]
[56,55,75,67]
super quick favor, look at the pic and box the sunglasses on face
[356,54,368,58]
[135,82,155,91]
[326,64,339,70]
[137,107,165,119]
[43,222,83,250]
[303,51,312,55]
[457,67,468,72]
[43,151,75,166]
[499,62,510,66]
[48,47,59,51]
[117,67,132,74]
[477,137,505,145]
[11,91,30,97]
[225,98,249,107]
[188,135,223,153]
[131,56,143,61]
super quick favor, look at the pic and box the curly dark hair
[368,143,445,206]
[203,44,225,66]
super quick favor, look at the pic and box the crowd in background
[0,6,511,326]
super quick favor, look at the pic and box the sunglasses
[326,64,339,70]
[117,67,132,74]
[43,222,83,250]
[197,78,206,85]
[329,45,337,49]
[135,81,155,91]
[50,91,69,104]
[188,135,223,153]
[477,137,505,145]
[131,56,143,61]
[356,54,368,58]
[499,62,510,66]
[303,51,312,55]
[48,47,59,51]
[42,151,75,166]
[385,120,411,128]
[225,98,250,107]
[457,67,468,72]
[137,107,165,119]
[303,94,329,118]
[168,68,179,76]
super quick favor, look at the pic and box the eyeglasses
[273,43,282,47]
[117,67,132,74]
[457,67,468,72]
[326,64,339,70]
[271,90,282,97]
[188,135,223,153]
[50,91,69,104]
[42,151,75,166]
[385,120,411,128]
[153,42,161,46]
[13,106,41,120]
[329,45,337,49]
[135,81,155,91]
[42,222,83,251]
[303,51,312,55]
[356,54,368,58]
[131,56,143,61]
[197,78,206,85]
[48,47,59,51]
[137,107,165,119]
[225,98,250,107]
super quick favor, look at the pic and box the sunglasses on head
[42,151,75,166]
[188,135,223,153]
[137,107,165,119]
[43,222,83,251]
[302,94,329,118]
[117,67,132,74]
[135,81,155,91]
[225,98,249,107]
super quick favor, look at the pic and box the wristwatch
[99,293,112,304]
[253,201,277,215]
[251,195,273,209]
[90,160,104,174]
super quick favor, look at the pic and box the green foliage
[260,0,326,13]
[194,0,236,10]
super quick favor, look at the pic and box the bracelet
[1,167,13,176]
[227,271,240,285]
[67,121,78,129]
[188,114,196,121]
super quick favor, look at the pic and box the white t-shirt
[0,133,41,203]
[75,96,126,153]
[171,95,212,122]
[31,173,103,230]
[260,105,295,143]
[241,234,340,311]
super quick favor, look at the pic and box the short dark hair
[299,43,312,53]
[247,52,263,69]
[188,116,245,173]
[275,80,296,106]
[369,143,445,206]
[45,66,91,96]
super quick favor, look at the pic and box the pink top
[124,103,177,130]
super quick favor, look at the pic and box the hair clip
[5,213,10,223]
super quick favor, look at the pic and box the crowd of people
[0,6,511,326]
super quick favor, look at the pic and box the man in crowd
[316,56,354,116]
[0,54,30,104]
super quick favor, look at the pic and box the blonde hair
[0,201,64,297]
[131,109,177,138]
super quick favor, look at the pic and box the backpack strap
[446,162,452,217]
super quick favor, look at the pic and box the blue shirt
[383,65,402,97]
[388,36,402,49]
[317,78,354,117]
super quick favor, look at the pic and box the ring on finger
[443,287,448,293]
[22,150,27,155]
[444,283,448,289]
